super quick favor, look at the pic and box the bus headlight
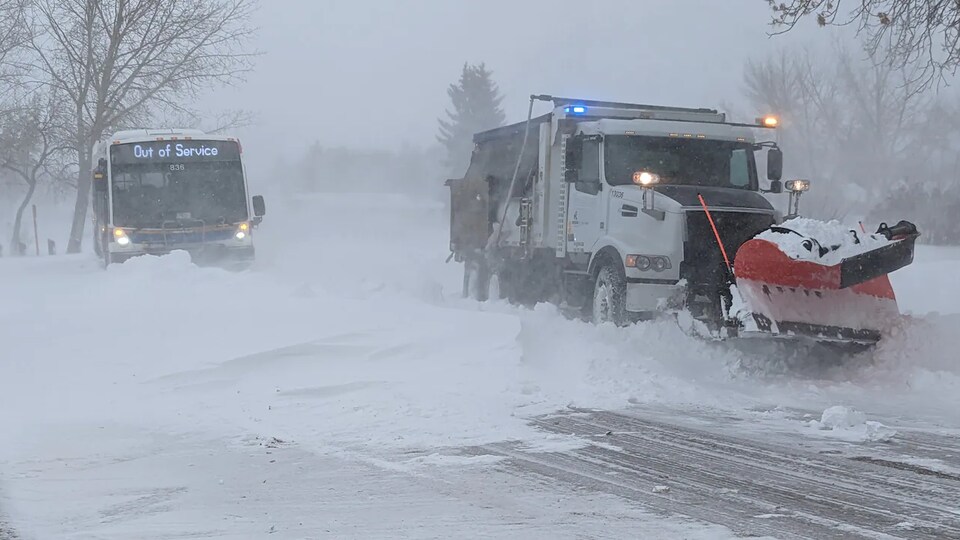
[113,228,131,246]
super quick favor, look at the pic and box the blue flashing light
[565,105,588,115]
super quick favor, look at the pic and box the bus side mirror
[767,148,783,181]
[252,195,266,217]
[93,158,107,192]
[564,136,582,183]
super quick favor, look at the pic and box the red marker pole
[698,194,731,273]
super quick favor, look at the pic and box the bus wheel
[592,263,628,326]
[101,235,112,269]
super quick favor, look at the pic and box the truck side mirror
[252,195,266,217]
[768,180,783,194]
[767,147,783,181]
[564,136,582,183]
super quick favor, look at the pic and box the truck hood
[631,185,774,212]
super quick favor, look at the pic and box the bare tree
[744,47,842,183]
[0,0,28,89]
[744,40,960,240]
[154,105,255,134]
[26,0,258,253]
[0,91,68,254]
[743,45,852,218]
[768,0,960,88]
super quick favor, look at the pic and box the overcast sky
[205,0,832,171]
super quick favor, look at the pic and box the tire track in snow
[478,408,960,539]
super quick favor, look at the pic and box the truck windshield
[110,142,247,228]
[604,135,756,190]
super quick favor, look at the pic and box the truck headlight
[785,179,810,192]
[235,222,250,240]
[652,256,671,272]
[626,254,671,271]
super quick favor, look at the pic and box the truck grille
[684,210,774,271]
[681,210,775,323]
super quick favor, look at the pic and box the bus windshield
[110,141,247,228]
[604,135,757,190]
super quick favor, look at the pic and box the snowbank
[805,405,897,442]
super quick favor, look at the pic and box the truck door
[567,136,605,255]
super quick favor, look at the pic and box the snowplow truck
[446,96,919,346]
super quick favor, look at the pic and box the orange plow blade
[730,220,919,345]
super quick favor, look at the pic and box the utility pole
[32,204,39,256]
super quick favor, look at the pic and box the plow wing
[730,219,919,345]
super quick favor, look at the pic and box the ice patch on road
[517,434,589,454]
[406,453,504,467]
[806,406,897,442]
[899,457,960,478]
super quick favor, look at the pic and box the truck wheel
[592,263,628,326]
[463,259,490,301]
[488,271,508,301]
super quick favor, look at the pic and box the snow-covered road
[2,192,958,538]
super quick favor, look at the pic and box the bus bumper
[110,243,255,267]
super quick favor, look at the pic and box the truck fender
[587,244,624,277]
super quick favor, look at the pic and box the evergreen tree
[437,63,505,176]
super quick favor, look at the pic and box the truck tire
[592,263,628,326]
[463,258,491,301]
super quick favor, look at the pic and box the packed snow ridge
[756,217,890,266]
[806,406,897,443]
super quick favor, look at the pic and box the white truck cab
[448,97,785,328]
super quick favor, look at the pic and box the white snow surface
[755,216,890,265]
[1,191,959,538]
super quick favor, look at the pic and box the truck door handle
[621,204,638,217]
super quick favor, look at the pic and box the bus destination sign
[111,140,241,164]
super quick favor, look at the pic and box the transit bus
[91,129,265,267]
